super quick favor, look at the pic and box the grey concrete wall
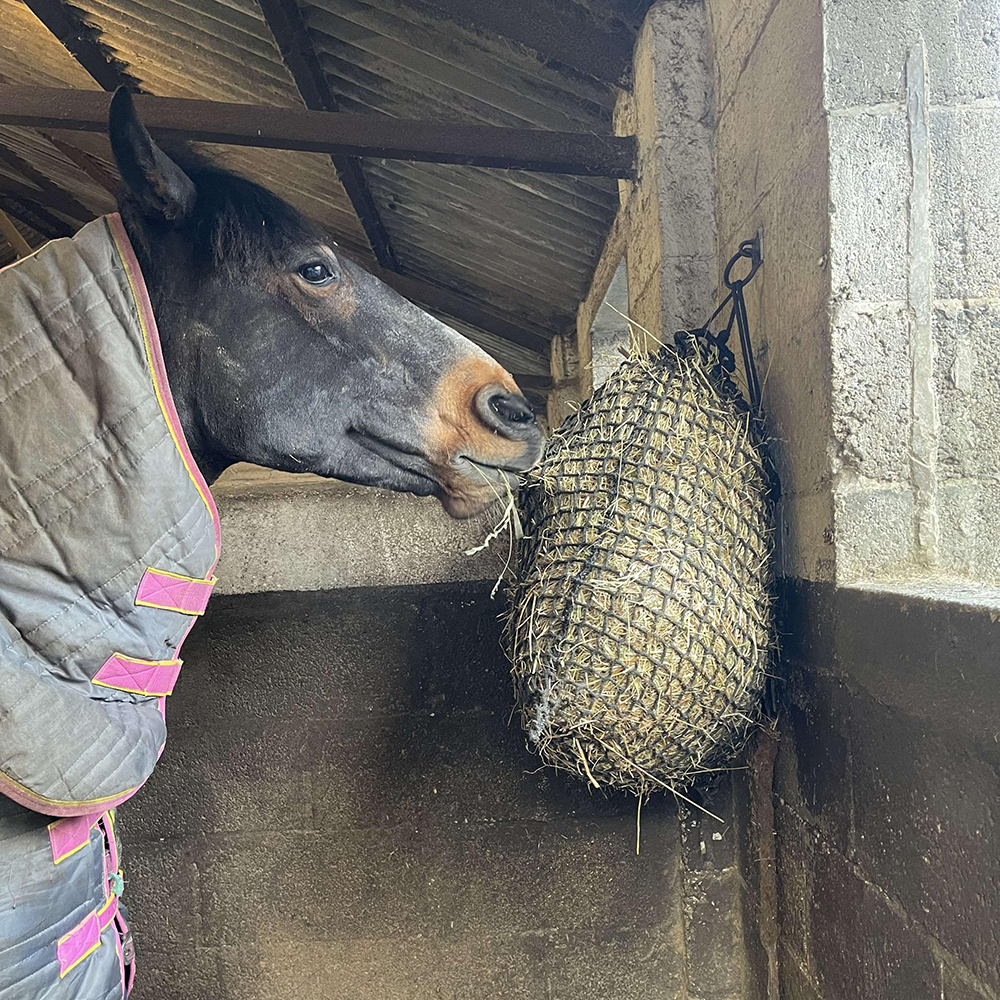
[211,465,502,595]
[619,1,719,347]
[705,3,1000,999]
[708,0,1000,587]
[825,0,1000,584]
[706,0,834,583]
[774,582,1000,1000]
[118,584,692,1000]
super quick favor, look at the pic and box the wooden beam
[21,0,140,93]
[0,207,33,258]
[0,87,637,178]
[0,194,73,239]
[256,0,400,271]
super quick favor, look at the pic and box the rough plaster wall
[120,585,690,1000]
[590,261,631,388]
[619,1,719,348]
[210,470,501,595]
[825,0,1000,584]
[706,0,834,583]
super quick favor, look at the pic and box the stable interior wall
[705,0,1000,996]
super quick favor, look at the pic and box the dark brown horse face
[109,89,543,518]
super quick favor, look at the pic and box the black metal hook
[683,234,764,413]
[724,235,763,291]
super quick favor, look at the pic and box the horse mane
[145,143,328,272]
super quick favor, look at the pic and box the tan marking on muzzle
[424,356,531,510]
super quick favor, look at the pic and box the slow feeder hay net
[505,238,775,795]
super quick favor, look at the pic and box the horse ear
[109,87,195,223]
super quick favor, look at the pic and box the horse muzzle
[422,362,545,518]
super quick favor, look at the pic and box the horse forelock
[131,145,326,276]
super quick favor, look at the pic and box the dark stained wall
[774,582,1000,1000]
[118,583,694,999]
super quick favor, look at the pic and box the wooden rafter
[0,87,637,178]
[44,135,119,194]
[0,192,73,239]
[257,0,400,272]
[0,144,92,222]
[0,208,33,258]
[21,0,141,93]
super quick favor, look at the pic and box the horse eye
[297,261,337,285]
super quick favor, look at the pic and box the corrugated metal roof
[302,0,620,328]
[0,209,46,268]
[0,0,648,383]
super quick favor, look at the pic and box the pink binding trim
[105,214,221,571]
[135,567,215,615]
[48,812,102,864]
[0,769,142,819]
[93,654,183,698]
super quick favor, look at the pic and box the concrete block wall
[705,0,1000,997]
[824,0,1000,584]
[706,0,834,583]
[774,583,1000,999]
[119,583,692,1000]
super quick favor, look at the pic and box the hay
[505,338,774,796]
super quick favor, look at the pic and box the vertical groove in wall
[905,40,939,566]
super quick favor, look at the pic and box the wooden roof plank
[21,0,140,92]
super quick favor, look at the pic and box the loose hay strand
[504,341,775,796]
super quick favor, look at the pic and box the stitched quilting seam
[0,427,172,558]
[0,264,118,375]
[0,398,150,509]
[22,502,210,653]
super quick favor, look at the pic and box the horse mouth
[349,429,520,518]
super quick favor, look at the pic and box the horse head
[108,89,544,518]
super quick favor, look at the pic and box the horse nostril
[489,393,535,426]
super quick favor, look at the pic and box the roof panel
[302,0,619,337]
[63,0,371,253]
[0,0,643,371]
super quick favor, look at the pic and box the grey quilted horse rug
[0,213,220,999]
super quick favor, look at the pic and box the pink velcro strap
[93,654,183,698]
[56,896,119,979]
[135,567,216,616]
[57,911,101,978]
[49,813,102,865]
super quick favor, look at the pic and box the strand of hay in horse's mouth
[503,343,775,796]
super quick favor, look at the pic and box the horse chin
[346,429,520,519]
[433,460,518,519]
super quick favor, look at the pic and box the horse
[0,87,543,999]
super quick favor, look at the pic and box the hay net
[505,245,774,796]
